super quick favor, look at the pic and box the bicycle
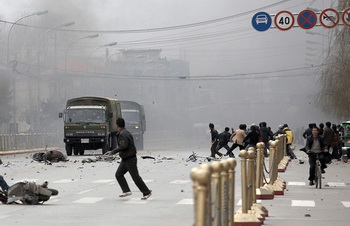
[314,153,322,189]
[186,152,217,162]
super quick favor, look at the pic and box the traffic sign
[342,8,350,26]
[297,10,317,29]
[320,8,339,28]
[252,12,272,32]
[274,10,295,31]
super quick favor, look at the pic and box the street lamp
[6,10,48,133]
[7,10,48,71]
[37,21,75,74]
[64,34,99,99]
[87,41,117,72]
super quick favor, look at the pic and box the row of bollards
[191,135,289,226]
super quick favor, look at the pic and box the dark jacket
[302,128,312,139]
[111,128,137,160]
[305,135,328,153]
[244,131,260,146]
[217,131,231,146]
[260,127,272,143]
[323,127,334,146]
[210,129,218,142]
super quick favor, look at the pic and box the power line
[0,0,292,34]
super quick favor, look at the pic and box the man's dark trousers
[115,156,150,195]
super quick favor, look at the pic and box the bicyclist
[303,127,329,186]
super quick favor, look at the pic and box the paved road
[0,144,349,226]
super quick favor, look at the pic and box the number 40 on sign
[274,10,295,30]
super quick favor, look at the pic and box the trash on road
[32,150,68,164]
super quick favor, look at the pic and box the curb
[0,147,60,156]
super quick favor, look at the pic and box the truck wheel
[66,144,73,156]
[79,149,85,155]
[73,148,79,156]
[102,142,108,154]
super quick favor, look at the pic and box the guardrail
[0,133,59,151]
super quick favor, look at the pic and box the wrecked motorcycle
[5,180,58,205]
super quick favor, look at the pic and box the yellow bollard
[247,148,266,222]
[211,161,223,226]
[221,160,230,226]
[255,142,274,200]
[265,140,284,195]
[227,158,236,226]
[191,167,211,226]
[200,164,213,226]
[234,149,261,226]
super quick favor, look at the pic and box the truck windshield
[66,109,106,123]
[122,111,140,124]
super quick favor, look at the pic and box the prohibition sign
[274,10,294,30]
[342,8,350,26]
[320,8,339,28]
[297,9,317,29]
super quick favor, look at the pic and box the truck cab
[59,96,121,156]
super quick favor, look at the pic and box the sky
[0,0,343,136]
[1,0,336,75]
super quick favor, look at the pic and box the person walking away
[209,123,222,158]
[331,124,341,160]
[303,123,314,139]
[243,125,261,150]
[225,124,246,157]
[216,127,232,157]
[283,124,297,159]
[304,127,329,186]
[323,122,334,164]
[319,123,325,136]
[259,122,273,157]
[106,118,152,200]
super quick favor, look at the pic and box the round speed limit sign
[274,10,295,30]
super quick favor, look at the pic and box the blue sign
[297,10,317,29]
[252,12,272,31]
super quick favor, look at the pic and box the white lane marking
[0,215,10,220]
[177,199,193,205]
[92,179,114,183]
[73,197,104,204]
[170,180,191,184]
[123,198,152,204]
[76,189,95,195]
[53,179,75,183]
[291,200,315,207]
[236,199,261,205]
[341,201,350,208]
[288,182,306,186]
[327,182,346,187]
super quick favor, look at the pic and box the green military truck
[120,100,146,150]
[59,96,121,156]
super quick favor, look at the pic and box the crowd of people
[208,122,296,159]
[209,121,345,186]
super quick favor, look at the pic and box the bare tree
[315,0,350,119]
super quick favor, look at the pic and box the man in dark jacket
[106,118,152,200]
[304,127,329,186]
[216,127,232,157]
[209,123,222,158]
